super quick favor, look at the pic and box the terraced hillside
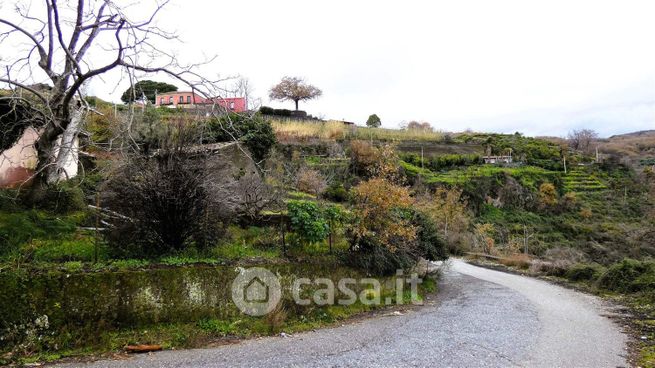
[563,167,608,192]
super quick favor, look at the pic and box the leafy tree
[419,187,470,244]
[366,114,381,128]
[473,223,496,254]
[269,76,322,111]
[287,200,330,245]
[121,80,178,104]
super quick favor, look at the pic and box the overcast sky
[87,0,654,137]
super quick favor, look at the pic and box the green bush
[323,183,349,202]
[401,153,483,171]
[287,200,329,245]
[0,189,21,212]
[205,113,276,162]
[597,259,655,293]
[565,263,604,282]
[413,211,448,261]
[259,106,294,117]
[37,183,86,213]
[346,235,416,276]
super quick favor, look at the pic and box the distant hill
[608,130,655,139]
[601,130,655,162]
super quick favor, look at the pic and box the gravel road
[57,259,628,368]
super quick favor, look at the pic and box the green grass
[401,161,560,189]
[563,168,608,192]
[210,242,280,260]
[0,210,87,258]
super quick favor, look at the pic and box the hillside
[268,119,654,267]
[600,129,655,165]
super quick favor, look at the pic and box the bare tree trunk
[294,99,299,111]
[48,107,84,183]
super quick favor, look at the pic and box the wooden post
[281,218,286,256]
[421,146,424,169]
[94,192,100,264]
[329,232,333,254]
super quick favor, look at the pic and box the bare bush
[568,129,598,153]
[296,167,327,197]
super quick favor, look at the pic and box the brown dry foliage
[296,167,327,197]
[351,178,416,252]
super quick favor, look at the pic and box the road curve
[57,259,628,368]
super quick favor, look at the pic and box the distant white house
[483,155,513,164]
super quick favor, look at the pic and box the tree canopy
[269,76,322,111]
[366,114,381,128]
[121,80,178,104]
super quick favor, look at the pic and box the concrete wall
[0,128,38,187]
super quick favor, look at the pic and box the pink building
[154,91,247,112]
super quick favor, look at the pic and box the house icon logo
[231,267,281,316]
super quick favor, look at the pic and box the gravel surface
[56,259,628,367]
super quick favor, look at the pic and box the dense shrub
[401,153,483,171]
[412,211,448,261]
[346,235,416,276]
[296,167,327,197]
[104,151,231,258]
[205,113,276,162]
[565,263,604,282]
[597,259,655,293]
[36,182,87,213]
[259,106,294,117]
[287,200,329,245]
[323,182,349,202]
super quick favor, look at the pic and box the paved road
[58,260,628,367]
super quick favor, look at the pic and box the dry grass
[271,120,348,141]
[354,126,444,142]
[270,119,444,142]
[498,253,532,270]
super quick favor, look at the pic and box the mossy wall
[0,263,390,349]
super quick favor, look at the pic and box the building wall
[154,92,247,112]
[0,128,80,188]
[0,128,38,187]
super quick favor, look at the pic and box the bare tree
[0,0,224,200]
[568,129,598,153]
[406,121,433,132]
[269,76,322,111]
